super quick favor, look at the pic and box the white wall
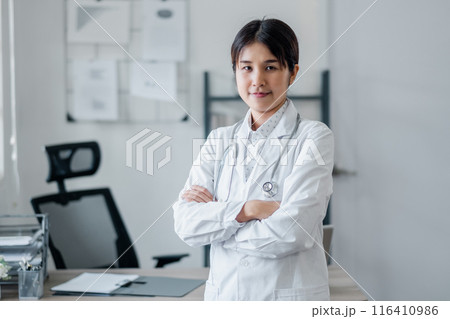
[329,0,450,300]
[1,0,326,269]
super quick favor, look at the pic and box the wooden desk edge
[1,266,367,301]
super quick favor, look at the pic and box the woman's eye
[242,66,252,71]
[266,65,276,71]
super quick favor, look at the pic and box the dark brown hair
[231,18,299,72]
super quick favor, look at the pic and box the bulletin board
[64,0,191,123]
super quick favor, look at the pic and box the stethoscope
[213,113,301,199]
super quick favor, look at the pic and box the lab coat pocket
[273,284,329,301]
[204,281,219,301]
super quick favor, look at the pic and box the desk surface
[1,265,366,301]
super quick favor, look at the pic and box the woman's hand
[236,200,281,223]
[182,186,280,223]
[182,185,214,203]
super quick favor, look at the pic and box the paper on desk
[0,236,34,246]
[51,273,139,294]
[0,229,43,246]
[1,241,43,262]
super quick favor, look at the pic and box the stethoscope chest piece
[262,181,278,198]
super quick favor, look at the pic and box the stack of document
[0,227,44,276]
[0,233,41,246]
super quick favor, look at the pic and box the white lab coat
[173,100,334,301]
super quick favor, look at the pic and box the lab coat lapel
[270,100,298,139]
[234,109,251,184]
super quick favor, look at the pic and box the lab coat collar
[236,99,299,139]
[236,109,253,139]
[233,99,300,185]
[271,99,299,138]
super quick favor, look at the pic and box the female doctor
[173,18,334,301]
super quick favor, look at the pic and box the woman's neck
[250,99,286,130]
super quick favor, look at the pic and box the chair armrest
[152,253,190,268]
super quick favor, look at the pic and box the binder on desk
[51,272,205,297]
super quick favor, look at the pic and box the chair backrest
[31,188,139,269]
[31,141,138,269]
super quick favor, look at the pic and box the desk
[1,265,366,301]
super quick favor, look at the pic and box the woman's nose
[252,70,265,87]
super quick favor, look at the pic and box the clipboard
[51,272,205,297]
[113,276,205,297]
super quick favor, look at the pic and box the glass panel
[69,148,94,172]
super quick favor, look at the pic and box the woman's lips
[252,92,270,98]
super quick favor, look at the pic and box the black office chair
[31,141,188,269]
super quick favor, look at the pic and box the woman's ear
[289,64,300,85]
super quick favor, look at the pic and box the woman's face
[235,42,299,122]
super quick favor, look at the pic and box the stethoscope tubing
[213,113,301,200]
